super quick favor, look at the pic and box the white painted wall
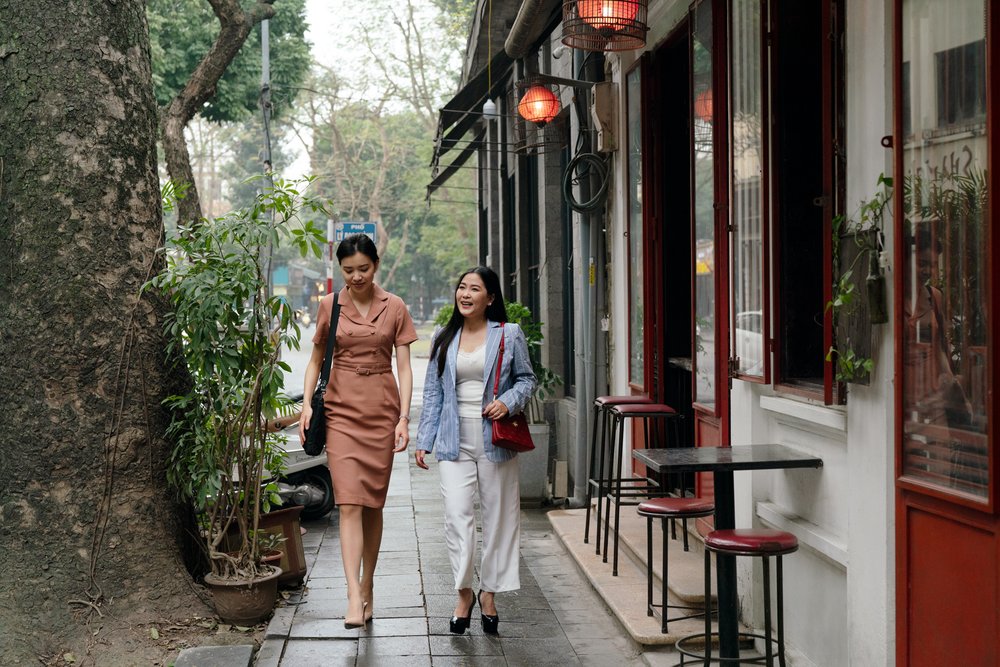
[841,0,895,663]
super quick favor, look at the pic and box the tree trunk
[0,2,209,663]
[160,0,275,227]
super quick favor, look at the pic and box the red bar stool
[585,395,653,548]
[636,497,715,632]
[677,529,799,666]
[604,402,684,575]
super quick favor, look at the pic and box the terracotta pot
[204,564,281,625]
[260,549,283,567]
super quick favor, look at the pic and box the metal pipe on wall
[568,49,606,508]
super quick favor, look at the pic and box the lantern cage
[561,0,648,52]
[508,78,568,155]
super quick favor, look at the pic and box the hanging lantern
[509,78,567,155]
[517,85,561,126]
[562,0,647,52]
[694,88,713,123]
[577,0,638,31]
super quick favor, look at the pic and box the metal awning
[427,50,514,199]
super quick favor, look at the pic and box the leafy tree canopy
[149,0,311,122]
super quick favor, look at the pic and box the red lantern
[576,0,639,32]
[694,88,713,123]
[517,85,561,126]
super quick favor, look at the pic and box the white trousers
[438,416,521,592]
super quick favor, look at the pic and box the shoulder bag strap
[492,322,505,400]
[319,293,341,383]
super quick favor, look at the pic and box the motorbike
[265,394,335,520]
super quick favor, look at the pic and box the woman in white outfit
[415,267,536,635]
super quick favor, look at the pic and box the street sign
[334,221,378,244]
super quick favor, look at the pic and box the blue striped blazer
[416,320,537,462]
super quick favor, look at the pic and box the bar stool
[585,395,653,547]
[677,529,799,666]
[604,402,684,575]
[636,497,715,632]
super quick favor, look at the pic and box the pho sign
[334,221,378,244]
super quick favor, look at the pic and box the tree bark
[0,2,209,663]
[161,0,275,227]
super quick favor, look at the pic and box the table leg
[713,469,739,660]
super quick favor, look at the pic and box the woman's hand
[298,402,313,442]
[415,449,429,470]
[393,419,410,453]
[483,399,510,420]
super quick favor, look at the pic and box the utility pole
[261,17,275,299]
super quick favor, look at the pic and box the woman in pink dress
[300,234,417,628]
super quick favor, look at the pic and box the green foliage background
[148,0,311,122]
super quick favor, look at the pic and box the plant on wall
[826,173,893,384]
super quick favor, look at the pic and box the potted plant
[148,178,326,624]
[827,174,892,385]
[435,300,561,502]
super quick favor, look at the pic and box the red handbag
[490,323,535,452]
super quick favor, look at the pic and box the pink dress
[312,285,417,507]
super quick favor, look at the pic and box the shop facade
[429,0,997,663]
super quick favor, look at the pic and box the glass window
[627,65,645,386]
[900,0,988,498]
[730,0,766,378]
[692,0,717,407]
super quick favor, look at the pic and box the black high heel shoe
[478,590,499,635]
[449,592,477,634]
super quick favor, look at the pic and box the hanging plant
[826,173,893,384]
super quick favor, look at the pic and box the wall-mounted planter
[834,228,887,385]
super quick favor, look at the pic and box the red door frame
[893,1,999,664]
[689,0,731,529]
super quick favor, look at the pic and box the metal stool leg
[777,556,787,667]
[597,407,616,557]
[584,403,601,544]
[703,548,712,667]
[646,516,654,617]
[763,555,774,667]
[602,411,619,562]
[660,516,669,632]
[610,414,626,574]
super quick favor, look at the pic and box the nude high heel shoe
[345,600,368,629]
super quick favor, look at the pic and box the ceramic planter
[204,564,281,625]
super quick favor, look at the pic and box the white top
[456,344,486,418]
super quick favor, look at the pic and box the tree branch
[161,0,277,227]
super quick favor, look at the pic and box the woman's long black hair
[429,266,507,377]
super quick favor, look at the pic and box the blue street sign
[334,221,378,244]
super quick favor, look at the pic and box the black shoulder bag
[303,294,341,456]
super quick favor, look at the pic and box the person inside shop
[903,224,972,428]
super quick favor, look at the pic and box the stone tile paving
[257,440,678,667]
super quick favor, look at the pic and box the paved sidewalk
[255,445,670,666]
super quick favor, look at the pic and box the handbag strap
[492,323,505,400]
[319,293,341,383]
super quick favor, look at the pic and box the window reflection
[901,0,988,498]
[692,0,716,406]
[730,0,765,378]
[627,66,645,386]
